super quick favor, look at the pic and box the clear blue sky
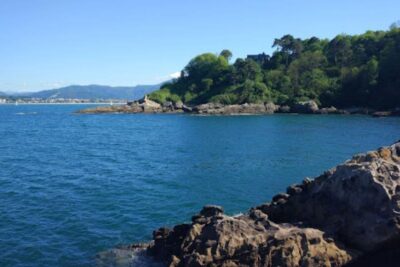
[1,0,399,92]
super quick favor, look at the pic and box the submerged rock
[116,141,400,267]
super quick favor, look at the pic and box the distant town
[0,97,126,104]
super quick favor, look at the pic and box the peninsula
[80,27,400,116]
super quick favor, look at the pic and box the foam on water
[96,248,163,267]
[15,112,38,115]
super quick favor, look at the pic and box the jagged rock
[123,142,400,267]
[76,101,395,118]
[149,210,352,267]
[262,142,400,252]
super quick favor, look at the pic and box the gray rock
[292,100,319,114]
[162,101,173,108]
[265,143,400,252]
[174,101,184,109]
[265,102,278,113]
[278,105,291,113]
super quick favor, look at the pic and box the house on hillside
[246,53,270,65]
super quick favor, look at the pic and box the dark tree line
[150,27,400,109]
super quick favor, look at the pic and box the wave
[15,112,38,115]
[96,247,164,267]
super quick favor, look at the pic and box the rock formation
[291,100,319,114]
[96,141,400,266]
[77,96,400,117]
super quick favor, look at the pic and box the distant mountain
[18,84,162,100]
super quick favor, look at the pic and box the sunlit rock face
[98,142,400,267]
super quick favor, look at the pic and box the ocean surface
[0,104,399,267]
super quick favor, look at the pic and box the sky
[0,0,399,92]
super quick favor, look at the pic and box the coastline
[77,98,400,118]
[97,141,400,267]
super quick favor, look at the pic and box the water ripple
[0,105,399,266]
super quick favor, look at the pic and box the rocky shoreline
[97,141,400,267]
[78,97,400,117]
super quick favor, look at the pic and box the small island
[79,28,400,117]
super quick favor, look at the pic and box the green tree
[273,34,303,66]
[220,49,233,61]
[327,35,353,66]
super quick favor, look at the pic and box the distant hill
[18,84,162,100]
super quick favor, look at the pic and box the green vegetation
[149,26,400,109]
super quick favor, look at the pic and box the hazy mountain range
[1,83,163,100]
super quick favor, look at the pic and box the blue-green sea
[0,104,399,266]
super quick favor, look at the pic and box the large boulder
[292,100,319,114]
[261,143,400,252]
[143,142,400,266]
[265,102,278,113]
[150,207,352,267]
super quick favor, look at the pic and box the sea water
[0,104,399,266]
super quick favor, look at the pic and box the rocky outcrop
[78,102,279,115]
[150,206,352,267]
[78,96,163,114]
[259,143,400,252]
[78,99,399,117]
[97,142,400,266]
[193,102,278,115]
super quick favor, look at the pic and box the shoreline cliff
[97,141,400,267]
